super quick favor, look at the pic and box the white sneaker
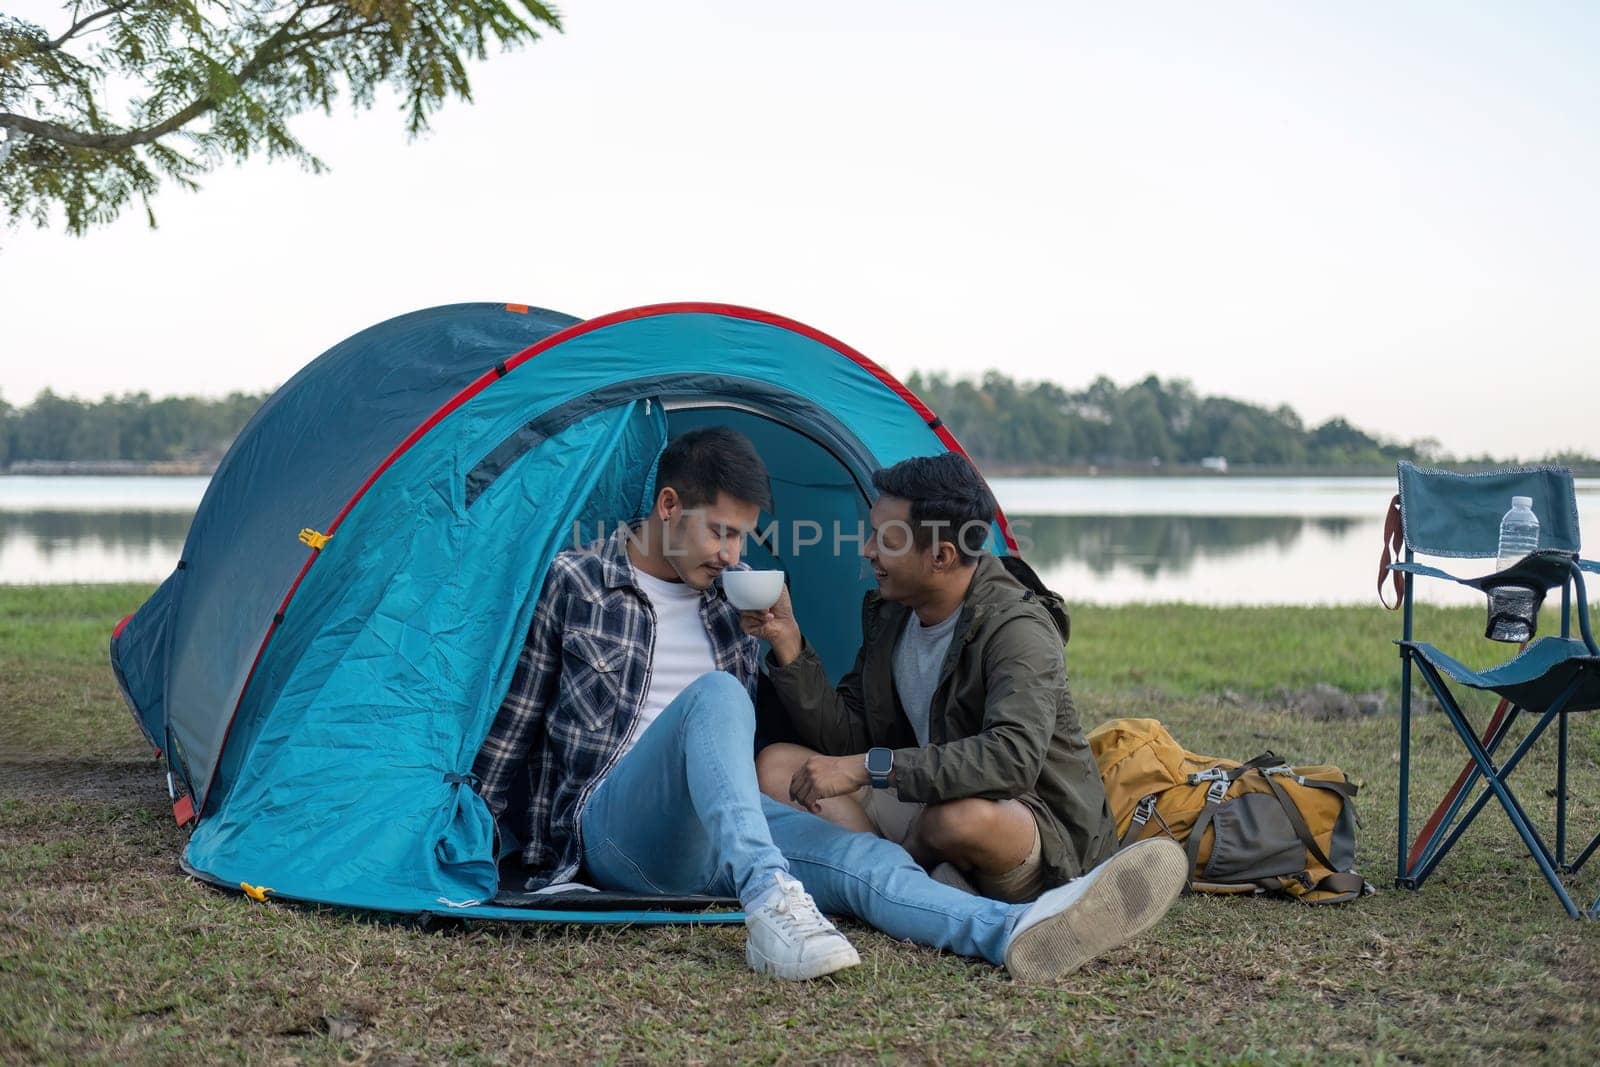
[1003,837,1188,984]
[744,872,861,980]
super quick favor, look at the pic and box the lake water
[3,475,1597,606]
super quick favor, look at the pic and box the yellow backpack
[1089,718,1373,904]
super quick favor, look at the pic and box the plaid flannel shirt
[472,524,759,888]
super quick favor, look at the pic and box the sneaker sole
[1004,838,1187,984]
[746,939,861,981]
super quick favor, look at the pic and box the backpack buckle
[1205,779,1229,805]
[1187,767,1232,785]
[1131,794,1157,827]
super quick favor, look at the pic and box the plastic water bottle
[1489,496,1541,642]
[1496,496,1541,571]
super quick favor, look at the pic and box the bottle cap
[1512,496,1533,508]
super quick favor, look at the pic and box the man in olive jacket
[748,453,1120,902]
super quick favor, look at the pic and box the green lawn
[2,584,1597,1064]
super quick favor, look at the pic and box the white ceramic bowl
[721,569,786,611]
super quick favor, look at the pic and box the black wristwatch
[865,747,894,789]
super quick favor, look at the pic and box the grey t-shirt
[892,608,962,746]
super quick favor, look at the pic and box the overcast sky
[2,1,1596,458]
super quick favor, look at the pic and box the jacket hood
[868,552,1069,646]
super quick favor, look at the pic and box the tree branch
[3,1,324,152]
[277,15,387,61]
[5,0,564,233]
[232,1,327,83]
[1,97,208,150]
[46,2,135,50]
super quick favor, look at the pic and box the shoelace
[767,879,833,939]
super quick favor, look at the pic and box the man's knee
[916,799,1038,874]
[678,671,753,724]
[685,669,748,704]
[666,672,755,753]
[918,799,1005,855]
[755,743,812,803]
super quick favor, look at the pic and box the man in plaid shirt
[474,426,861,980]
[474,427,1176,983]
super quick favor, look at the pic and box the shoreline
[8,457,1599,479]
[2,460,216,477]
[10,462,1598,479]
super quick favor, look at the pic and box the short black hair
[656,426,773,512]
[871,452,997,563]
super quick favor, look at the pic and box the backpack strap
[1121,794,1158,847]
[1310,871,1370,897]
[1257,770,1340,874]
[1181,773,1236,879]
[1252,760,1359,798]
[1293,776,1358,799]
[1119,793,1174,848]
[1250,869,1369,903]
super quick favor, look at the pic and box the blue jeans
[579,671,1022,964]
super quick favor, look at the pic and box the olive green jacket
[766,553,1117,887]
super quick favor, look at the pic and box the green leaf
[2,0,561,232]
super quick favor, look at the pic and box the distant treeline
[0,377,1592,471]
[0,390,269,466]
[907,372,1595,471]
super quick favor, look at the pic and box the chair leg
[1570,830,1600,875]
[1407,705,1522,885]
[1411,706,1575,887]
[1430,684,1584,919]
[1556,709,1569,871]
[1397,650,1414,889]
[1412,707,1552,887]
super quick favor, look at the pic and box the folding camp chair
[1381,462,1600,919]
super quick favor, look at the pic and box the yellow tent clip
[298,528,331,551]
[241,882,273,902]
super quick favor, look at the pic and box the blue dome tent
[110,301,1020,923]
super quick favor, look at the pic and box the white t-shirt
[622,567,717,759]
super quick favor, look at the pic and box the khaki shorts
[858,788,1046,903]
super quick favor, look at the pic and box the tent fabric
[110,569,179,753]
[111,303,580,805]
[110,301,1016,922]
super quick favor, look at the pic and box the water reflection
[0,505,1419,604]
[1015,514,1359,578]
[1,473,1593,605]
[1012,512,1494,606]
[0,510,189,583]
[3,511,191,555]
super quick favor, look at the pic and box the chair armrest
[1458,550,1578,595]
[1390,554,1589,588]
[1387,561,1464,583]
[1389,554,1591,647]
[1570,562,1600,654]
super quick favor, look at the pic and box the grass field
[3,584,1598,1064]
